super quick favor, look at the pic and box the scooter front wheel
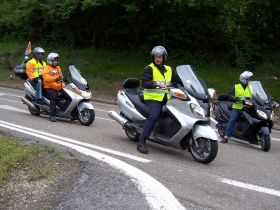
[189,137,218,164]
[259,134,271,152]
[78,108,95,126]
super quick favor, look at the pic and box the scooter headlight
[256,110,268,120]
[190,103,206,117]
[70,83,91,99]
[80,90,92,99]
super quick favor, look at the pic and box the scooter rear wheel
[25,95,40,116]
[125,127,139,142]
[190,137,218,164]
[259,134,271,152]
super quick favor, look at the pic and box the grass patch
[0,136,33,184]
[0,134,75,185]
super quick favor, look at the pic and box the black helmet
[150,46,168,61]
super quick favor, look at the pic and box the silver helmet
[150,46,168,60]
[240,70,253,84]
[47,52,59,66]
[33,47,45,60]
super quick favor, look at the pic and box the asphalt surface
[1,85,280,210]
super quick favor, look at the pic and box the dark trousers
[140,100,162,140]
[44,88,58,117]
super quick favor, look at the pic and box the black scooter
[213,81,278,152]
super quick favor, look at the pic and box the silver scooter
[15,65,95,126]
[108,65,218,164]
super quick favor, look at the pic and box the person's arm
[58,67,65,86]
[141,66,155,89]
[26,62,35,80]
[228,85,238,102]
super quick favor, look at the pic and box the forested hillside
[0,0,280,67]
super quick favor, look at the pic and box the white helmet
[240,70,253,84]
[150,46,168,60]
[47,52,59,66]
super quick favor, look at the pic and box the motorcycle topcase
[14,63,28,80]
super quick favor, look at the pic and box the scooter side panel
[62,87,84,118]
[24,81,36,98]
[118,91,146,121]
[162,99,210,149]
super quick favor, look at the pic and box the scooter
[108,65,218,164]
[213,81,278,151]
[14,64,95,126]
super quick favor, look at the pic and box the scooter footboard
[193,123,218,140]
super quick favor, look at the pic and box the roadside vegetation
[0,133,77,186]
[0,41,279,101]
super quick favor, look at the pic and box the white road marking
[221,178,280,197]
[0,97,22,104]
[95,116,115,121]
[0,105,29,113]
[0,120,185,210]
[94,101,117,107]
[0,120,149,163]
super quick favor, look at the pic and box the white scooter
[109,65,218,164]
[14,64,95,126]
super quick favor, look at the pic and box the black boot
[137,138,148,154]
[49,116,56,122]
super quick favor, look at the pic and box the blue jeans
[225,109,242,138]
[140,100,162,140]
[34,78,43,100]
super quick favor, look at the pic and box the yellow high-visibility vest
[232,84,252,109]
[143,63,172,102]
[29,58,46,78]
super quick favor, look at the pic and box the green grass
[0,135,71,185]
[0,136,34,184]
[0,40,279,101]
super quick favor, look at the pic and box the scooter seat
[125,88,150,118]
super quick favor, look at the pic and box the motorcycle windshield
[176,65,210,100]
[251,81,269,104]
[69,65,89,91]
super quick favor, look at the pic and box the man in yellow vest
[221,70,253,143]
[26,47,46,104]
[137,46,183,154]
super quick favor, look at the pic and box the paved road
[1,86,280,210]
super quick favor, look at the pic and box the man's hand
[235,97,243,103]
[155,81,167,89]
[55,77,63,83]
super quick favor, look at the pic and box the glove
[155,81,167,89]
[55,77,63,83]
[235,98,243,103]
